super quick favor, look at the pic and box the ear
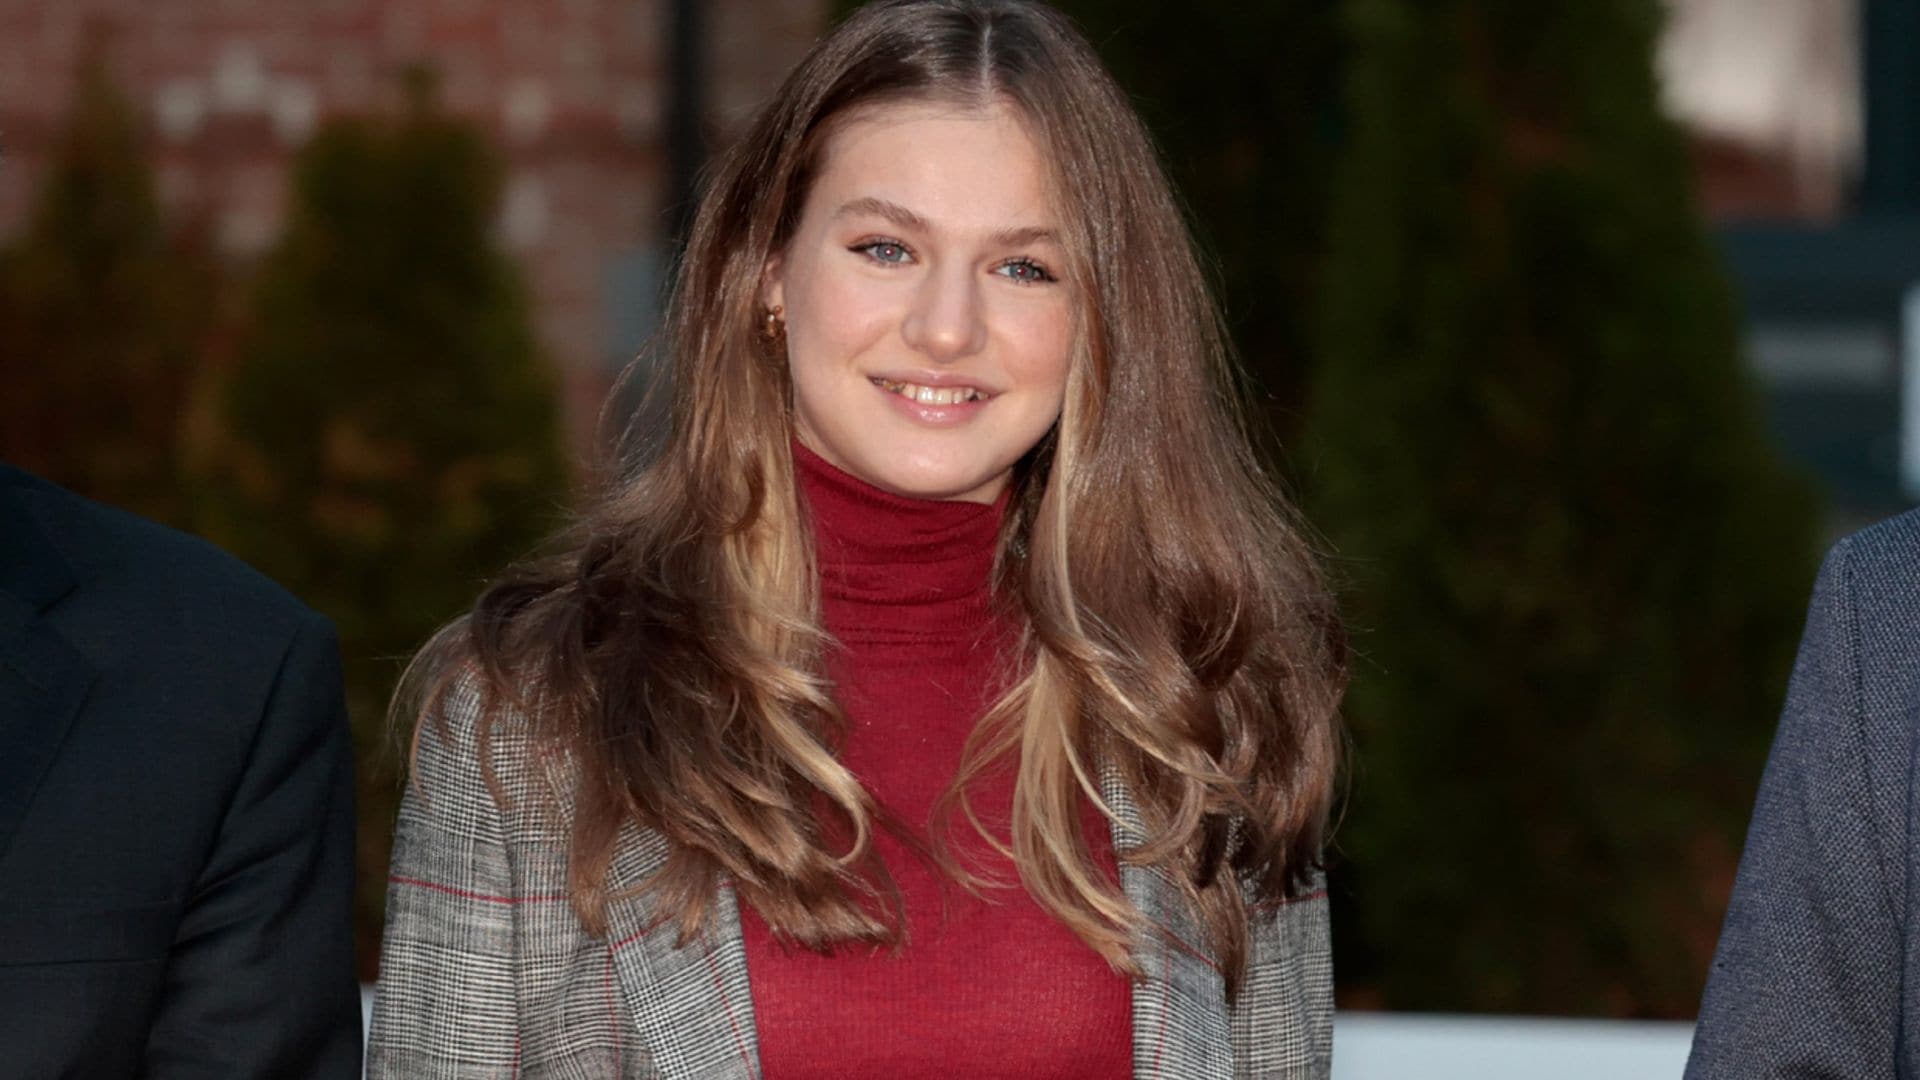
[759,251,786,313]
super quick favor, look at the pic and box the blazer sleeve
[367,672,524,1078]
[141,612,363,1078]
[1230,870,1334,1079]
[1686,538,1903,1078]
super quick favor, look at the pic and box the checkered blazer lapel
[603,826,763,1079]
[1101,761,1237,1079]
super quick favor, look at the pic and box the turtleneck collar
[793,439,1007,646]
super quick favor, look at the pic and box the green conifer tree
[1307,0,1819,1015]
[205,87,566,971]
[1044,0,1342,445]
[0,50,214,524]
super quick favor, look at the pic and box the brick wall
[0,0,827,449]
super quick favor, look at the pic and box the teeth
[874,379,984,405]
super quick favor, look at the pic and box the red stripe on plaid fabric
[701,937,757,1075]
[1250,887,1330,915]
[1155,923,1224,976]
[388,875,570,905]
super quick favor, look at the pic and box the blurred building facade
[1661,0,1861,222]
[1662,0,1920,533]
[8,0,1910,528]
[0,0,826,446]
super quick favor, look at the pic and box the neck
[792,439,1007,647]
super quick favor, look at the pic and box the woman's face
[763,100,1073,504]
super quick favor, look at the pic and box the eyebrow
[832,196,1060,248]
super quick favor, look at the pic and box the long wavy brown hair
[403,0,1345,996]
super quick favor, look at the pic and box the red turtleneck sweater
[736,442,1133,1079]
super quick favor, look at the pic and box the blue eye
[854,240,912,264]
[996,258,1055,285]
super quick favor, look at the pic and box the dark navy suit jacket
[0,465,360,1077]
[1689,508,1920,1077]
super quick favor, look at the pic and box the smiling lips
[871,377,991,406]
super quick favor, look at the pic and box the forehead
[804,100,1058,233]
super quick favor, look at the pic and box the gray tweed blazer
[367,675,1333,1078]
[1687,508,1920,1076]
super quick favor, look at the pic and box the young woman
[368,1,1346,1076]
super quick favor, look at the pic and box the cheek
[1001,302,1074,403]
[786,262,898,375]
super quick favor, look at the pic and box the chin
[872,456,1004,503]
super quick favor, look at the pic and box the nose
[901,261,987,362]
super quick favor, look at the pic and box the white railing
[1334,1012,1695,1079]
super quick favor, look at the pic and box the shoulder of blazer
[1810,510,1920,794]
[0,467,335,870]
[409,665,577,847]
[0,463,318,638]
[1832,507,1920,617]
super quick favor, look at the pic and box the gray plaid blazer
[367,675,1333,1078]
